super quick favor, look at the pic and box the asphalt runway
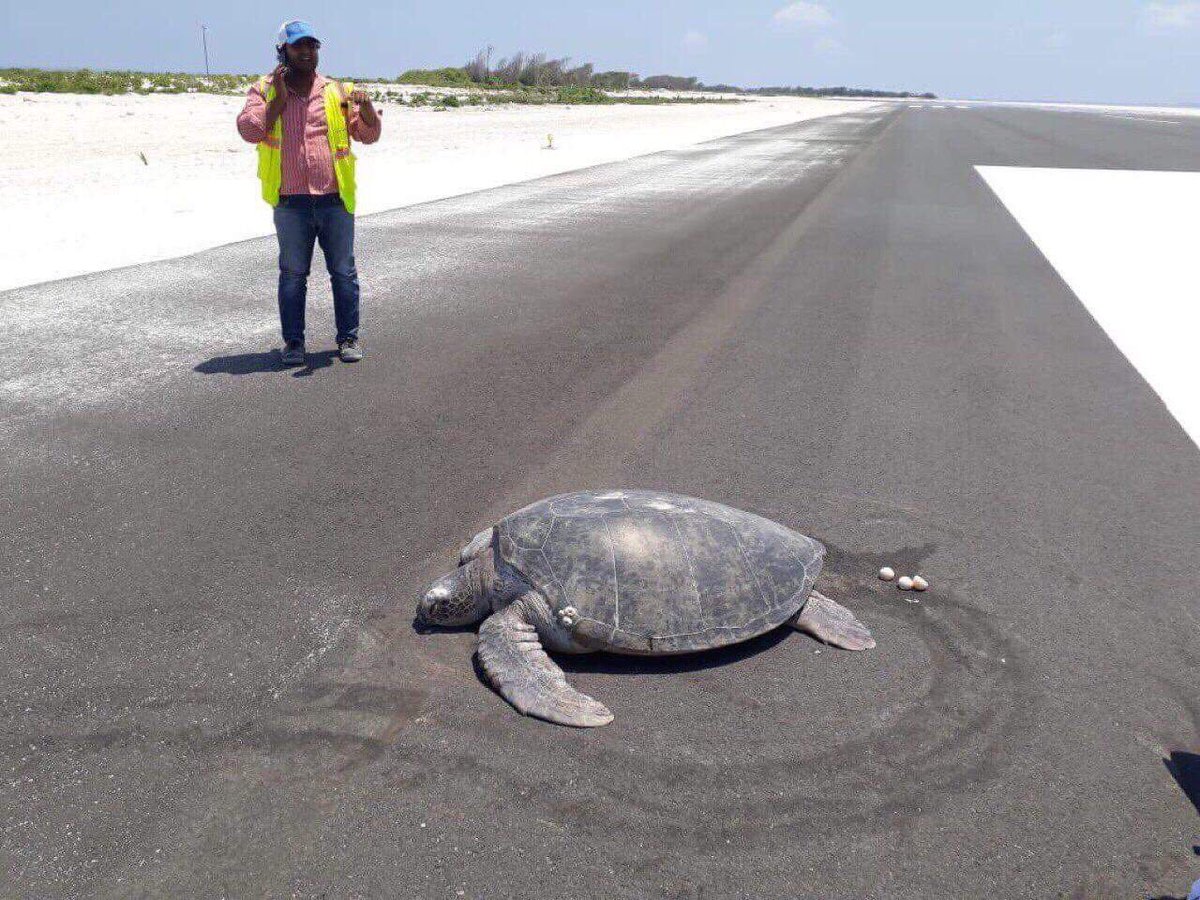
[3,103,1199,898]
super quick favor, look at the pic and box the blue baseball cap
[276,20,320,47]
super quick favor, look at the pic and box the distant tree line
[745,86,937,99]
[462,50,608,88]
[394,48,934,98]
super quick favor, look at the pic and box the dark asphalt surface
[3,103,1199,899]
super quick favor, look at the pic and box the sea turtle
[417,490,875,727]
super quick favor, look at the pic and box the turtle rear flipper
[789,590,876,651]
[477,594,614,728]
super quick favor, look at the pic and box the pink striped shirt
[236,73,381,197]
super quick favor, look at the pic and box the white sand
[0,89,877,290]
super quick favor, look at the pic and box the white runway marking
[977,165,1200,448]
[1102,113,1181,125]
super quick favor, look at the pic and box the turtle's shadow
[463,625,794,702]
[411,616,475,636]
[559,627,794,675]
[467,627,819,705]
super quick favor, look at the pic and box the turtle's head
[417,556,491,627]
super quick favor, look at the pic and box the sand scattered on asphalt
[0,89,878,290]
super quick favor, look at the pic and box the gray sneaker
[280,339,306,366]
[338,338,363,362]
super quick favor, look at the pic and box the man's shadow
[194,350,337,378]
[1162,750,1200,883]
[1165,751,1200,819]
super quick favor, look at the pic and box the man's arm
[236,66,288,144]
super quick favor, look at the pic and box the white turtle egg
[897,576,914,591]
[912,575,929,591]
[878,567,895,582]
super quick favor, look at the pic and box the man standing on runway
[236,19,381,365]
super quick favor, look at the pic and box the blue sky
[6,1,1199,105]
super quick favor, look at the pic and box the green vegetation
[395,67,474,88]
[555,85,612,105]
[0,67,255,95]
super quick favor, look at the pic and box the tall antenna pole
[201,24,211,76]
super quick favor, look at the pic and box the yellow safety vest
[255,76,358,213]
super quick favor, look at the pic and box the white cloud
[1141,1,1200,30]
[773,2,835,27]
[682,29,709,52]
[1044,31,1070,50]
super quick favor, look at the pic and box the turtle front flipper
[789,590,876,651]
[477,593,614,728]
[458,527,495,566]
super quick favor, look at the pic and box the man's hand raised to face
[349,89,379,125]
[267,64,289,101]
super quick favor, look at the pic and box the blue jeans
[273,193,360,344]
